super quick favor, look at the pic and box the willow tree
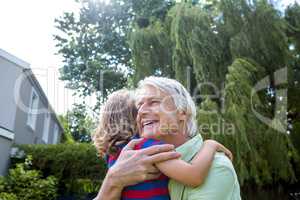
[55,0,300,190]
[285,3,300,156]
[198,58,297,185]
[129,21,174,82]
[128,0,300,188]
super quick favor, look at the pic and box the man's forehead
[136,86,166,101]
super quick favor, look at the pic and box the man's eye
[151,100,160,104]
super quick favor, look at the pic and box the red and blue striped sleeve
[134,138,165,150]
[106,138,165,168]
[105,137,170,200]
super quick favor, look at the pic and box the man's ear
[177,110,188,121]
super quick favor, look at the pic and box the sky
[0,0,299,115]
[0,0,81,114]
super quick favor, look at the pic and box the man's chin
[141,130,159,139]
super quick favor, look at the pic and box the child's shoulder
[134,137,165,150]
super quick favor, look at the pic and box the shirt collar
[175,134,203,162]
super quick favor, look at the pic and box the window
[27,88,39,130]
[52,124,59,144]
[42,112,50,143]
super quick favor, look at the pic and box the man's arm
[94,139,181,200]
[94,169,123,200]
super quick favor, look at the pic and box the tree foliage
[55,0,300,188]
[130,0,300,186]
[59,104,96,143]
[54,0,174,99]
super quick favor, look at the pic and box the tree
[285,3,300,157]
[55,0,300,190]
[129,0,300,187]
[54,0,175,104]
[58,115,75,144]
[60,104,96,143]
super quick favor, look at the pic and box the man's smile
[141,119,159,128]
[140,118,160,135]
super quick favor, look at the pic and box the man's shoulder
[206,152,239,185]
[186,153,241,199]
[212,152,236,171]
[213,152,233,164]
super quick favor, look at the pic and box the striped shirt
[106,137,170,200]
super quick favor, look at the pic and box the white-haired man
[94,76,241,200]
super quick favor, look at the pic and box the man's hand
[109,138,181,187]
[94,138,181,200]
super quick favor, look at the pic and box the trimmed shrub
[11,143,106,197]
[0,193,17,200]
[0,156,58,200]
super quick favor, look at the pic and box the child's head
[92,89,138,157]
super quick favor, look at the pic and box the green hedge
[0,193,17,200]
[0,156,57,200]
[11,143,299,200]
[11,143,107,197]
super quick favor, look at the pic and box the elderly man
[94,76,241,200]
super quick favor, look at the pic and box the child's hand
[204,140,233,161]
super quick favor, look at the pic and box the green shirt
[168,135,241,200]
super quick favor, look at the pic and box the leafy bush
[11,143,106,197]
[0,192,17,200]
[0,156,58,200]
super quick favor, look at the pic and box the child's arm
[155,140,232,187]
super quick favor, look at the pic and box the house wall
[0,50,63,176]
[0,128,14,175]
[13,71,41,144]
[0,56,20,132]
[13,73,62,145]
[0,56,20,175]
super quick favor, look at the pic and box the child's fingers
[216,144,233,161]
[228,151,233,161]
[222,148,233,161]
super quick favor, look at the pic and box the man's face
[136,85,188,145]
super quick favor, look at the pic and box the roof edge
[0,48,30,69]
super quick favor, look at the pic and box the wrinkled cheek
[141,123,160,139]
[158,113,180,135]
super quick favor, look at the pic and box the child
[92,89,232,200]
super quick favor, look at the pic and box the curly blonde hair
[92,89,138,157]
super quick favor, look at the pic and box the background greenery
[1,0,298,199]
[54,0,300,187]
[7,144,106,199]
[0,156,58,200]
[3,0,298,199]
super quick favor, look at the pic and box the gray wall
[13,70,40,144]
[0,135,13,175]
[0,57,20,132]
[0,53,63,176]
[13,73,62,145]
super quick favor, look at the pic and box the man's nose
[139,103,149,114]
[138,102,151,114]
